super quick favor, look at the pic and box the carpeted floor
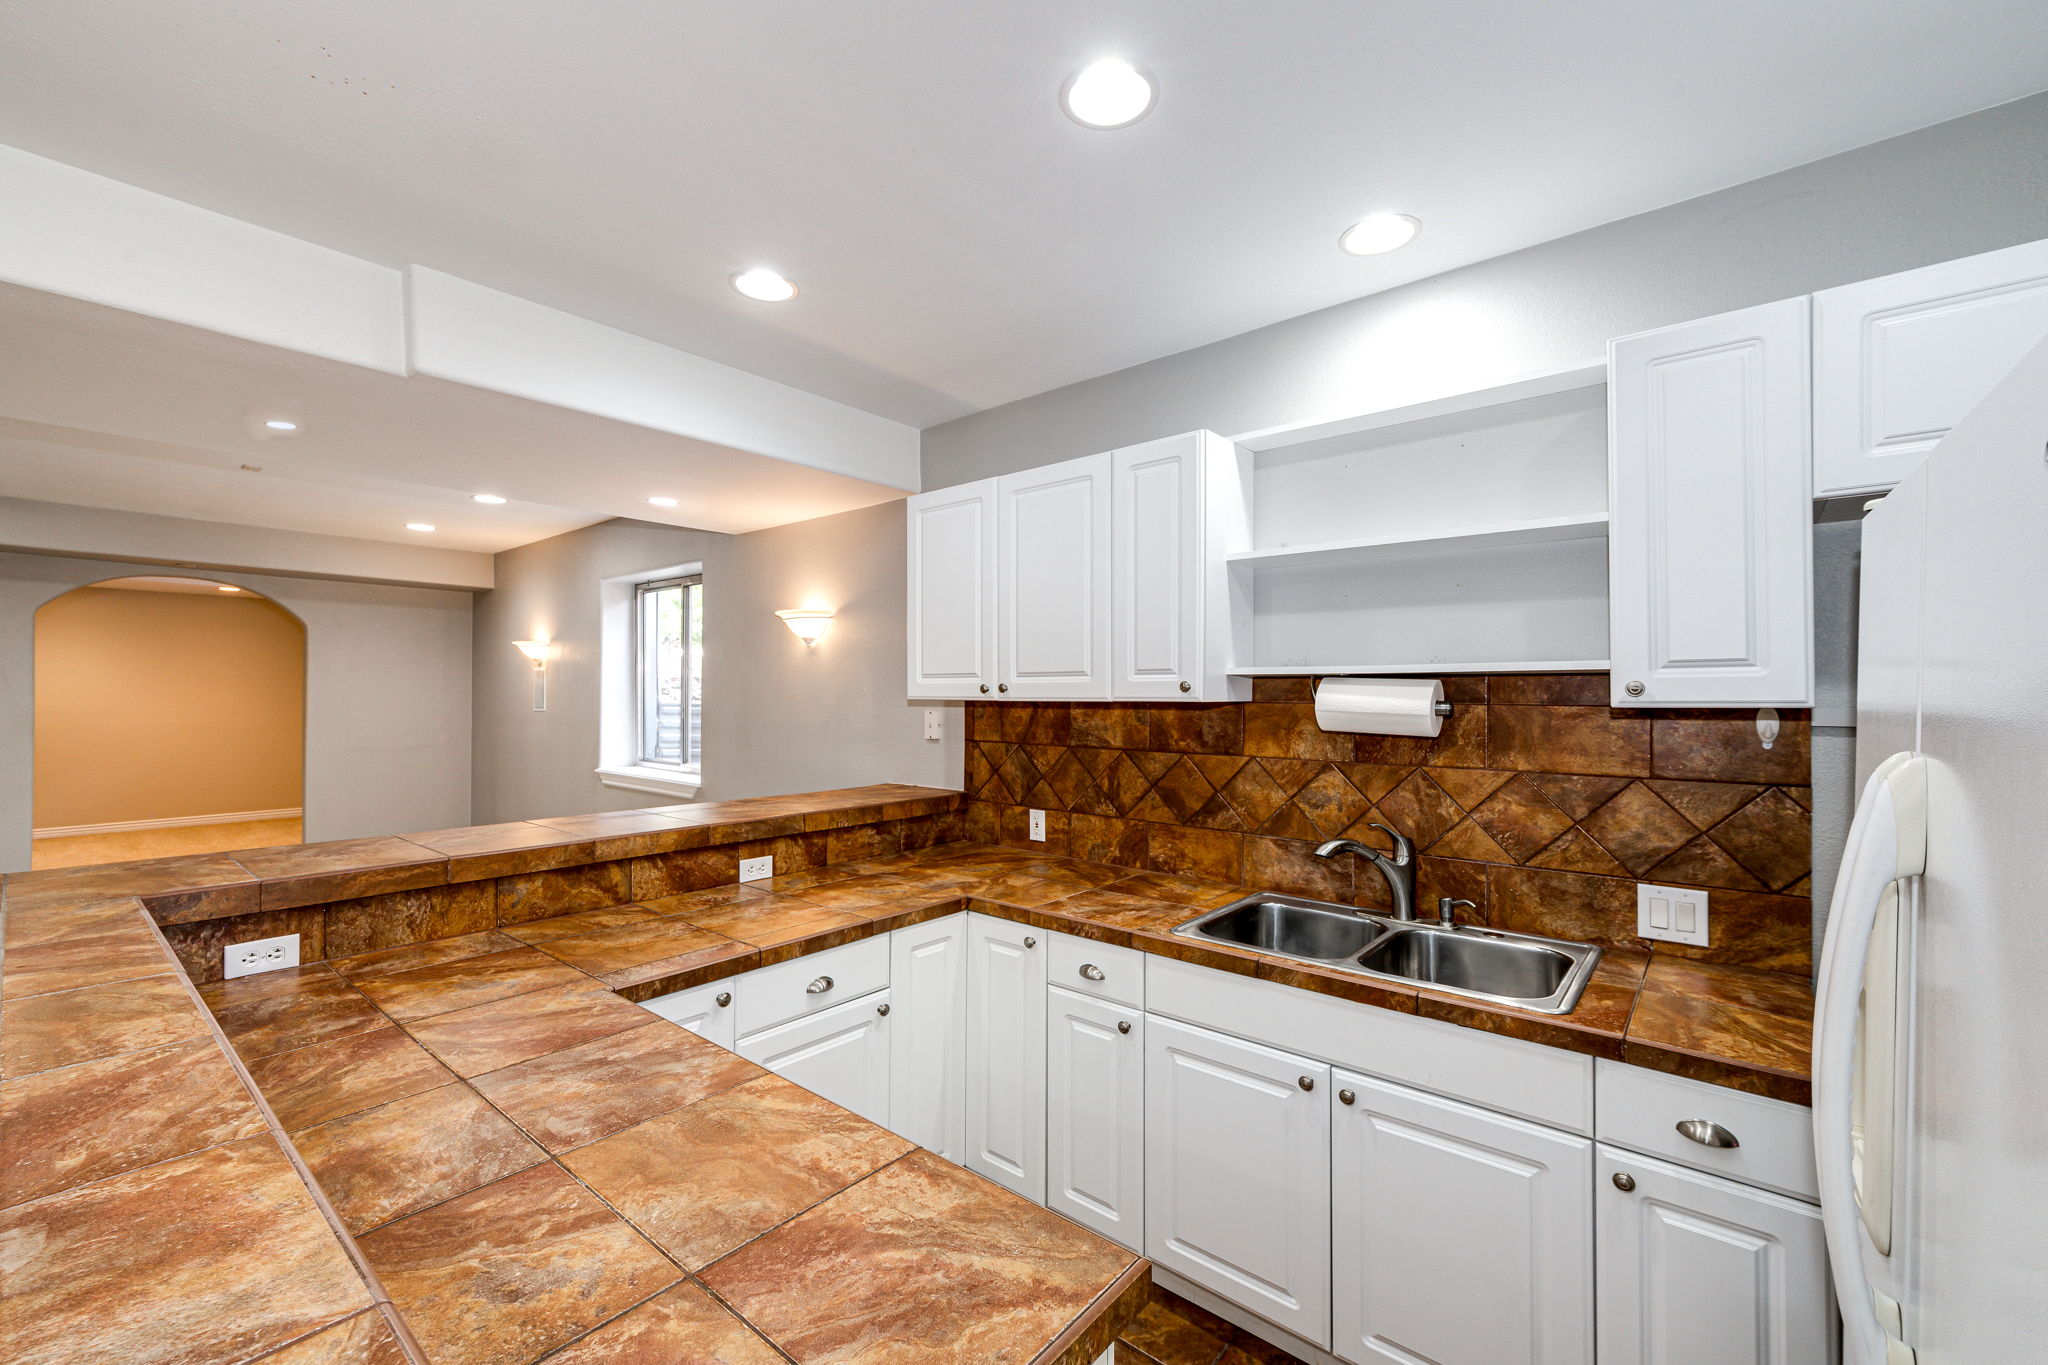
[30,817,302,869]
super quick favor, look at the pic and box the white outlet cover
[923,708,944,740]
[1636,883,1710,946]
[1028,808,1047,841]
[224,932,301,980]
[738,855,774,883]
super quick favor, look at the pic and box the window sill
[595,764,702,800]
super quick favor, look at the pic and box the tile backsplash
[963,675,1812,975]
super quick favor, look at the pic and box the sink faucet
[1314,824,1417,920]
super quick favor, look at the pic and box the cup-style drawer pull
[877,1003,891,1016]
[714,991,731,1008]
[1298,1076,1315,1092]
[1613,1172,1637,1192]
[1117,1020,1132,1034]
[805,976,834,995]
[1079,963,1107,982]
[1676,1119,1740,1149]
[1338,1089,1356,1106]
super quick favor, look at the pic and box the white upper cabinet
[1332,1070,1593,1365]
[1814,236,2048,497]
[905,477,997,698]
[1609,298,1813,708]
[997,453,1112,699]
[1110,431,1249,700]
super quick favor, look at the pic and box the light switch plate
[224,933,301,980]
[1028,809,1047,841]
[1637,883,1710,946]
[923,709,944,740]
[739,856,774,883]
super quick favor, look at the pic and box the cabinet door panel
[639,978,738,1051]
[1609,297,1812,706]
[1596,1146,1833,1365]
[1112,434,1201,699]
[1332,1071,1591,1365]
[1047,986,1143,1250]
[736,989,891,1130]
[1145,1014,1331,1346]
[888,914,967,1160]
[907,478,997,698]
[998,453,1111,699]
[964,915,1047,1199]
[1815,237,2048,496]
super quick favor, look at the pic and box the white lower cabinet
[1595,1145,1833,1365]
[735,988,892,1130]
[638,977,738,1050]
[1145,1014,1332,1347]
[888,913,969,1159]
[1331,1069,1592,1365]
[1046,985,1144,1250]
[964,914,1048,1199]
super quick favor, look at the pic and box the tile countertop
[0,787,1813,1365]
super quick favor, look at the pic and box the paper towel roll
[1313,677,1446,738]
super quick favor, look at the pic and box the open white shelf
[1228,659,1611,676]
[1226,511,1609,570]
[1221,361,1613,678]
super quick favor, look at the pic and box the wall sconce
[775,609,833,646]
[513,640,554,710]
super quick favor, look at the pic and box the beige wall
[33,584,306,828]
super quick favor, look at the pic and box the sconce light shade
[776,609,833,646]
[512,640,551,710]
[512,640,552,661]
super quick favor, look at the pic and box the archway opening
[32,575,307,869]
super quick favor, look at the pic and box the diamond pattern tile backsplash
[963,675,1813,975]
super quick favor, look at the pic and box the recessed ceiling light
[405,523,436,532]
[263,419,298,432]
[731,268,798,303]
[1339,212,1422,256]
[472,493,508,505]
[1061,58,1156,129]
[217,584,242,592]
[647,496,679,508]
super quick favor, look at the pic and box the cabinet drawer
[736,935,889,1038]
[1049,931,1145,1008]
[1595,1060,1816,1201]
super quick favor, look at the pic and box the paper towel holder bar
[1310,676,1454,718]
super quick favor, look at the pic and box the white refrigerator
[1818,332,2048,1364]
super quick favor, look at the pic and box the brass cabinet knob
[1298,1076,1315,1092]
[979,684,991,694]
[805,976,834,995]
[1117,1020,1132,1035]
[714,991,731,1007]
[998,682,1009,693]
[1338,1089,1356,1106]
[1613,1172,1637,1192]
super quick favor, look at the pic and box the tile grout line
[135,907,434,1365]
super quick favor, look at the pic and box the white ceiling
[4,1,2047,428]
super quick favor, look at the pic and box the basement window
[596,562,704,800]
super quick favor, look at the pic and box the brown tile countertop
[1,784,1813,1365]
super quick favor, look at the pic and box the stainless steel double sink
[1171,894,1602,1015]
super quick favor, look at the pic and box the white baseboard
[31,807,303,840]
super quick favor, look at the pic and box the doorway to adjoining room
[31,575,307,869]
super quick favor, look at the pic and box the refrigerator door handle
[1815,751,1928,1365]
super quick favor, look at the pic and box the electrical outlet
[224,933,301,980]
[923,709,944,740]
[1637,883,1710,946]
[1028,808,1047,841]
[739,855,774,883]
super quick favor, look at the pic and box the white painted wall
[0,549,472,871]
[922,92,2048,488]
[470,505,959,822]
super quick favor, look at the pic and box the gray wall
[1,549,472,870]
[470,502,960,823]
[923,92,2048,487]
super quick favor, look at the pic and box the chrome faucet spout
[1312,824,1418,920]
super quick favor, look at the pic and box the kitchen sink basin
[1174,895,1395,960]
[1173,894,1601,1015]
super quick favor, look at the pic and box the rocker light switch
[1637,883,1709,946]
